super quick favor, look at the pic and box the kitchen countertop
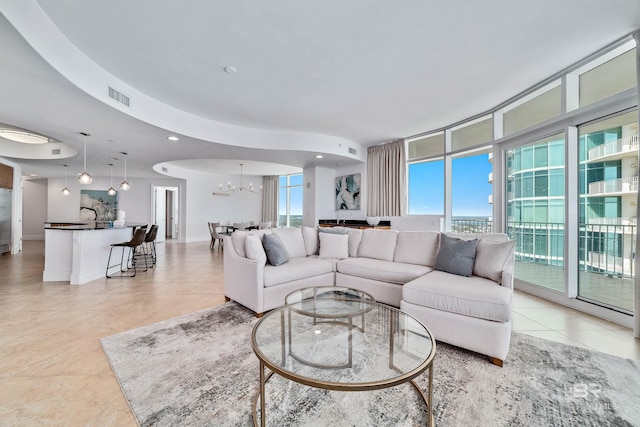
[44,222,147,230]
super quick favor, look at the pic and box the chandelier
[213,163,262,196]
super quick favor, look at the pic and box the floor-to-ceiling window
[451,148,493,232]
[401,36,638,328]
[407,132,444,215]
[578,110,638,313]
[408,159,444,215]
[506,133,566,291]
[278,174,303,227]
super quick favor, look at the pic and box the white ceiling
[1,0,639,179]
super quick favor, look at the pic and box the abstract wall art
[335,173,361,210]
[80,190,118,222]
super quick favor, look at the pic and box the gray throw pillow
[262,233,290,266]
[434,234,478,277]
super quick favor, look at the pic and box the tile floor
[0,240,638,425]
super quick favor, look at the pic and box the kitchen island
[43,222,146,285]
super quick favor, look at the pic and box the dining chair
[258,221,273,229]
[209,222,227,250]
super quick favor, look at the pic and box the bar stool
[143,224,158,266]
[106,228,148,278]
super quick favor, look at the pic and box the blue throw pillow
[434,234,478,277]
[262,233,290,266]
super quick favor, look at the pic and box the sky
[409,153,493,217]
[280,153,493,218]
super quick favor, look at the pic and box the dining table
[221,223,259,234]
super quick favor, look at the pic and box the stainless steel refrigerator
[0,188,11,254]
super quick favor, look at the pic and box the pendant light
[77,132,92,184]
[120,152,130,191]
[107,163,117,196]
[61,165,70,196]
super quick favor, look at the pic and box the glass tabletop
[251,300,435,390]
[284,286,375,318]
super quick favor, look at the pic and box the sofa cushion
[473,239,516,284]
[394,231,440,267]
[318,227,362,258]
[357,229,398,261]
[263,233,289,266]
[337,257,431,285]
[317,226,350,234]
[272,228,307,258]
[319,233,349,259]
[403,270,512,322]
[231,229,272,258]
[302,226,319,256]
[348,229,362,258]
[263,257,334,287]
[434,234,478,277]
[244,235,267,265]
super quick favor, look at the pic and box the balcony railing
[587,134,638,161]
[451,219,493,233]
[451,219,636,279]
[588,217,637,226]
[588,175,638,195]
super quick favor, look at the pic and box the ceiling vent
[348,147,357,155]
[108,86,131,107]
[51,148,61,155]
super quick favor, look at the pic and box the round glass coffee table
[285,286,375,369]
[251,286,435,426]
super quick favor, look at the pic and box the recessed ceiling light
[167,136,179,141]
[223,66,237,74]
[29,174,38,177]
[315,155,323,159]
[0,129,49,144]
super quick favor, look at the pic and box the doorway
[152,186,179,243]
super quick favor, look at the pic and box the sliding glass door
[506,133,566,291]
[578,111,637,313]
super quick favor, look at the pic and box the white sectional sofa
[223,227,515,365]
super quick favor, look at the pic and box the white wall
[303,166,336,227]
[22,178,47,240]
[168,167,263,243]
[44,168,263,244]
[46,175,186,235]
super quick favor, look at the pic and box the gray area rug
[101,302,640,426]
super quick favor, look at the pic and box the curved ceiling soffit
[0,124,77,160]
[0,139,77,160]
[1,1,365,162]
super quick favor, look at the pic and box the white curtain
[261,175,279,223]
[366,139,406,217]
